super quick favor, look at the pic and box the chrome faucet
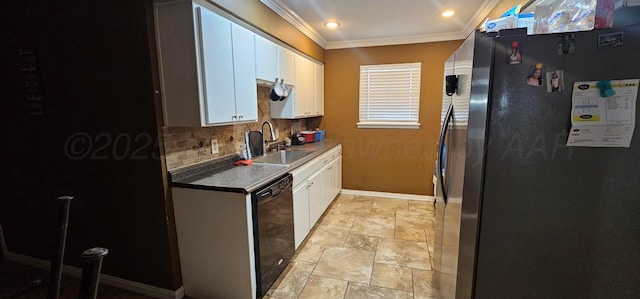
[262,121,276,145]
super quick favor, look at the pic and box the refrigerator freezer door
[454,31,494,299]
[434,31,481,299]
[433,51,455,287]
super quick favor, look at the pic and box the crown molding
[462,0,502,36]
[260,0,328,48]
[325,31,468,49]
[261,0,502,50]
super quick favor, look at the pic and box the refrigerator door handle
[437,103,453,205]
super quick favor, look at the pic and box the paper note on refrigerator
[566,79,639,147]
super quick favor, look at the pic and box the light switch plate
[211,139,219,154]
[275,128,280,139]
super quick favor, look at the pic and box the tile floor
[265,194,439,299]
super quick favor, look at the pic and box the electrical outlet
[275,128,280,139]
[211,139,219,154]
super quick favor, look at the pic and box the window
[358,62,422,129]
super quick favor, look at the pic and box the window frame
[357,62,422,129]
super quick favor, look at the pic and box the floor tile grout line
[281,194,437,298]
[304,194,364,297]
[411,267,416,299]
[293,267,314,299]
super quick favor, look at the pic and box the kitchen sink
[252,150,314,165]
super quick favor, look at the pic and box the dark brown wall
[321,41,462,195]
[0,0,180,290]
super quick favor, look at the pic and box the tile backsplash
[162,85,311,171]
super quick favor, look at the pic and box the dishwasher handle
[255,174,292,205]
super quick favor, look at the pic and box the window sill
[356,122,420,129]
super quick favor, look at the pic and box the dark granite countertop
[169,140,342,194]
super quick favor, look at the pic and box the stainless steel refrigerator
[433,26,640,298]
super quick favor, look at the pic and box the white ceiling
[260,0,502,49]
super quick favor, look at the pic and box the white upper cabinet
[196,6,235,124]
[315,63,324,116]
[270,54,324,119]
[278,47,296,86]
[155,0,323,124]
[294,55,312,117]
[254,36,295,87]
[254,35,278,82]
[231,23,258,122]
[154,0,257,127]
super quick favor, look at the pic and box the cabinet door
[195,6,236,125]
[305,58,315,116]
[231,23,258,122]
[294,55,310,117]
[308,170,323,226]
[254,35,278,81]
[321,158,339,209]
[278,47,296,85]
[315,63,324,116]
[336,156,342,192]
[154,0,202,127]
[320,163,333,211]
[292,182,310,249]
[328,159,339,204]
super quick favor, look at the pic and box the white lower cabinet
[307,170,323,226]
[320,148,342,212]
[292,182,310,249]
[290,144,342,248]
[336,156,343,191]
[322,159,338,211]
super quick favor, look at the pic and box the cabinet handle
[232,115,237,120]
[238,115,243,119]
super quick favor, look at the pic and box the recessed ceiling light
[442,10,455,17]
[325,21,340,29]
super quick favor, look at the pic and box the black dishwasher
[251,174,294,297]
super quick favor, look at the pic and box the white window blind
[358,62,421,129]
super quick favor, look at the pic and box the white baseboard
[340,189,434,201]
[6,252,184,299]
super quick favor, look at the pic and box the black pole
[0,223,8,260]
[47,196,72,299]
[78,247,109,299]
